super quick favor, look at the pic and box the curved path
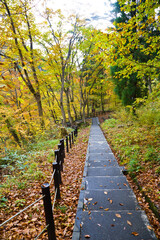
[72,118,157,240]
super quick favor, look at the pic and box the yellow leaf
[147,225,152,230]
[132,232,139,236]
[104,208,109,211]
[88,198,93,201]
[127,220,132,226]
[115,214,121,218]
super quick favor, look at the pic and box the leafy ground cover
[100,104,160,239]
[0,123,90,239]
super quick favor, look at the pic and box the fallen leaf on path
[115,214,121,218]
[127,220,132,226]
[119,203,124,206]
[104,191,108,195]
[131,232,139,236]
[104,208,109,211]
[147,225,152,230]
[88,198,93,201]
[85,235,90,238]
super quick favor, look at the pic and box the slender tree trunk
[65,89,73,126]
[60,69,67,126]
[72,103,77,121]
[87,98,90,117]
[44,91,57,123]
[80,102,83,119]
[100,86,104,112]
[60,100,67,127]
[82,102,86,123]
[35,92,45,128]
[5,117,22,147]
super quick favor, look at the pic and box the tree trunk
[60,101,67,127]
[87,99,90,117]
[101,86,105,112]
[44,91,57,123]
[80,102,83,119]
[5,118,22,147]
[82,102,86,123]
[72,103,77,121]
[35,92,45,128]
[65,89,73,126]
[60,70,67,127]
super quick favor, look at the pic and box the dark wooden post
[53,162,61,200]
[58,143,63,171]
[69,133,72,148]
[74,126,78,137]
[66,136,69,153]
[60,139,65,158]
[72,131,74,144]
[41,183,56,240]
[54,150,62,184]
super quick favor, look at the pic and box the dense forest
[0,0,160,239]
[0,0,159,148]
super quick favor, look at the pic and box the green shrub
[102,118,119,129]
[144,146,160,163]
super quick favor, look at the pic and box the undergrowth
[0,126,73,208]
[101,88,160,174]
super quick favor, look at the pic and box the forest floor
[0,123,90,240]
[0,115,159,239]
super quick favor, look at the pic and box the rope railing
[49,169,56,186]
[34,224,49,240]
[52,188,58,211]
[1,126,78,240]
[0,195,45,228]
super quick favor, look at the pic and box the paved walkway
[72,118,157,240]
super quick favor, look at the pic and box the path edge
[72,125,90,240]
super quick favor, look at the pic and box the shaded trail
[72,117,157,240]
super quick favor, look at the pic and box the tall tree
[0,0,45,128]
[40,10,82,126]
[108,0,160,105]
[77,27,105,122]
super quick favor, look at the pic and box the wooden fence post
[69,134,72,148]
[66,136,69,153]
[60,139,65,158]
[41,183,56,240]
[58,143,63,171]
[54,150,62,184]
[53,162,61,200]
[71,132,74,144]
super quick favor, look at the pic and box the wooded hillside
[0,0,159,238]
